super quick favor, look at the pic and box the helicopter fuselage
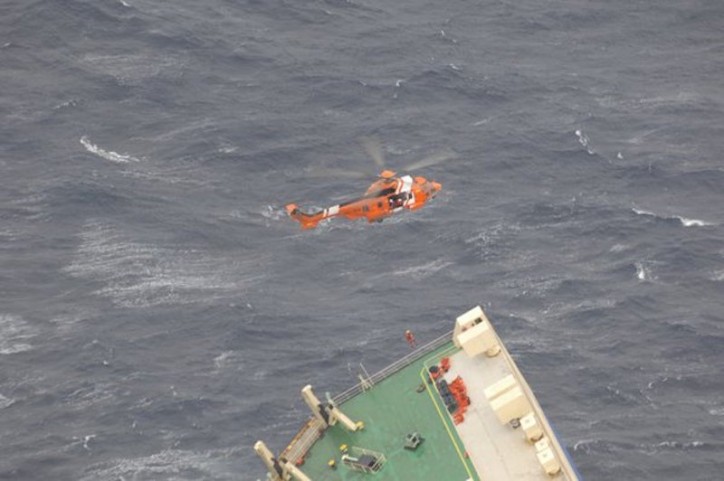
[286,172,441,229]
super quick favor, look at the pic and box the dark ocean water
[1,0,723,479]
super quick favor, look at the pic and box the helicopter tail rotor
[285,204,324,229]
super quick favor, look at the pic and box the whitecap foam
[572,438,597,452]
[634,262,650,281]
[0,314,37,355]
[676,216,713,227]
[390,259,452,280]
[9,191,50,221]
[65,382,116,410]
[260,205,287,221]
[53,99,79,110]
[639,91,700,106]
[214,351,234,369]
[0,394,15,409]
[80,136,140,163]
[575,129,594,155]
[644,440,706,451]
[64,220,264,307]
[632,207,713,227]
[610,243,628,253]
[79,448,231,481]
[80,53,184,85]
[213,351,244,371]
[49,311,94,335]
[70,434,97,451]
[632,207,655,217]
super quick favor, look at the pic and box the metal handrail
[281,330,454,463]
[333,330,453,404]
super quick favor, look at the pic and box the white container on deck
[490,386,532,424]
[521,412,544,442]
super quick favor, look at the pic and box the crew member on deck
[404,329,416,348]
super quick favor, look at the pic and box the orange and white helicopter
[286,139,452,229]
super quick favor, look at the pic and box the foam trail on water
[676,216,712,227]
[64,220,265,308]
[635,262,650,281]
[391,259,452,280]
[632,208,714,227]
[632,208,657,218]
[575,129,595,155]
[0,394,15,409]
[0,314,36,355]
[79,448,232,481]
[80,136,140,163]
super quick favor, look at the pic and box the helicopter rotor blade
[304,166,370,179]
[360,136,386,169]
[303,142,454,180]
[402,149,456,171]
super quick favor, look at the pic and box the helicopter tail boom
[285,203,331,230]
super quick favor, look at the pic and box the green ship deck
[258,306,582,481]
[298,343,476,481]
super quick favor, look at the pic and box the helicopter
[285,139,452,230]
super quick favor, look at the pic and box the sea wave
[80,136,140,164]
[390,259,452,280]
[79,448,236,481]
[634,262,652,281]
[0,314,37,355]
[0,394,15,409]
[575,129,595,155]
[63,220,264,307]
[631,208,714,227]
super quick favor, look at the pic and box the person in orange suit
[404,329,416,348]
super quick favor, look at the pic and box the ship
[254,306,584,480]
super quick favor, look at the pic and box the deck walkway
[440,350,572,480]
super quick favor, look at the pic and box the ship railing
[333,329,453,405]
[281,330,454,463]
